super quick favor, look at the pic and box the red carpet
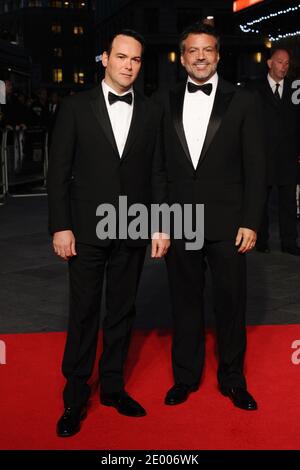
[0,325,299,450]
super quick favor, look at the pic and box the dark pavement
[0,195,299,333]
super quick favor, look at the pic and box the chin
[195,75,210,81]
[119,82,131,89]
[121,79,133,86]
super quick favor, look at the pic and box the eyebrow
[116,53,141,59]
[187,45,215,49]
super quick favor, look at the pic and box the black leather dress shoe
[100,391,146,417]
[256,244,270,253]
[165,383,198,405]
[56,404,87,437]
[220,387,258,411]
[281,245,300,256]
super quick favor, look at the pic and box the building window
[74,71,85,84]
[168,51,177,63]
[253,52,262,63]
[51,23,62,34]
[50,0,63,6]
[73,1,87,7]
[53,68,63,83]
[74,25,84,35]
[53,47,63,57]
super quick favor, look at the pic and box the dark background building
[95,0,300,94]
[95,0,238,95]
[0,0,299,95]
[0,0,96,92]
[0,37,31,92]
[234,0,300,81]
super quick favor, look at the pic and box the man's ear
[267,58,272,70]
[102,51,108,68]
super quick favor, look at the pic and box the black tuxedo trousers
[166,238,247,390]
[258,184,298,247]
[62,241,146,407]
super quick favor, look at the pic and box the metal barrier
[0,126,48,202]
[297,184,300,219]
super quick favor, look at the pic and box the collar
[267,74,284,89]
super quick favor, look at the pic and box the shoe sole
[165,398,188,406]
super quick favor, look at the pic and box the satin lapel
[281,78,290,104]
[120,91,144,161]
[170,83,193,166]
[263,79,280,108]
[89,86,119,158]
[197,79,235,167]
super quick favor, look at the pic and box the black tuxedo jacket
[249,78,300,185]
[47,86,167,246]
[161,77,266,241]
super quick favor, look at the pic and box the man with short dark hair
[48,29,169,437]
[161,23,266,410]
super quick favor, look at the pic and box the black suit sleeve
[241,90,267,231]
[47,97,76,234]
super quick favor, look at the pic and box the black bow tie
[187,82,213,96]
[108,91,133,105]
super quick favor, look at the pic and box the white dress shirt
[102,80,134,157]
[183,73,218,169]
[0,80,6,104]
[267,73,284,98]
[49,103,58,114]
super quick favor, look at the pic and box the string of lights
[239,3,300,41]
[269,29,300,42]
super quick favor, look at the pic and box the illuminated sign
[233,0,263,12]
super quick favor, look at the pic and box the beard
[189,61,217,83]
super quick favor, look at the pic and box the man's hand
[151,232,170,258]
[235,227,257,253]
[53,230,77,260]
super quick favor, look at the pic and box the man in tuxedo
[47,30,169,437]
[161,23,266,410]
[250,48,300,255]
